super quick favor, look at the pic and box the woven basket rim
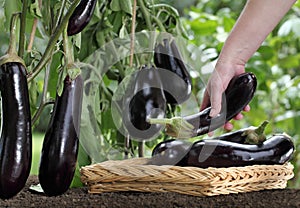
[80,157,294,197]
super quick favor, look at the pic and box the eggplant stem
[0,13,26,67]
[8,12,21,55]
[255,120,269,135]
[243,120,269,144]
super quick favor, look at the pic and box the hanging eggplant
[39,28,84,196]
[154,38,192,105]
[122,65,166,140]
[38,74,83,196]
[0,13,32,199]
[67,0,97,36]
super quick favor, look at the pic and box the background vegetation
[0,0,300,188]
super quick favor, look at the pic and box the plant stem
[137,0,153,30]
[138,141,144,157]
[151,15,166,32]
[32,63,53,125]
[129,0,137,67]
[27,0,42,51]
[28,0,81,82]
[27,18,38,51]
[105,38,125,79]
[19,0,28,58]
[55,0,67,28]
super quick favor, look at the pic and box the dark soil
[1,176,300,208]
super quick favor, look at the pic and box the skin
[200,0,297,131]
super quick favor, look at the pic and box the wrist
[215,57,246,77]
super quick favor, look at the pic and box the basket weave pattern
[80,158,294,196]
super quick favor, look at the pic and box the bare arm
[201,0,296,123]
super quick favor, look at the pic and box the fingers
[200,90,210,111]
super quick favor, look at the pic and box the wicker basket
[80,158,294,197]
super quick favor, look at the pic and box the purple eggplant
[148,72,257,138]
[38,74,83,196]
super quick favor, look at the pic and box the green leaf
[120,0,132,15]
[189,18,218,35]
[71,144,91,188]
[278,54,300,69]
[4,0,22,29]
[29,0,42,18]
[257,45,275,60]
[110,0,121,12]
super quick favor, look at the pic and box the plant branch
[55,0,67,29]
[129,0,137,67]
[27,0,81,82]
[137,0,153,30]
[27,18,38,51]
[19,0,28,58]
[32,62,53,125]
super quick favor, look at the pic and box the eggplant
[181,134,295,168]
[148,72,257,138]
[0,62,32,199]
[0,13,32,199]
[122,66,166,140]
[67,0,97,36]
[154,38,192,104]
[150,120,270,166]
[151,134,294,168]
[38,74,83,196]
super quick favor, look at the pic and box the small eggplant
[67,0,97,36]
[122,66,166,140]
[38,74,83,196]
[154,38,192,104]
[181,133,295,168]
[148,72,257,138]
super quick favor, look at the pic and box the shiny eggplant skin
[0,62,32,199]
[39,75,83,196]
[187,72,257,136]
[181,134,294,168]
[67,0,97,36]
[150,139,192,166]
[122,66,166,140]
[154,39,192,104]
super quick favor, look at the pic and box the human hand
[200,62,248,131]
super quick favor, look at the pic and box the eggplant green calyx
[243,120,269,144]
[147,117,194,138]
[67,64,81,81]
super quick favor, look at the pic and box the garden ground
[1,176,300,208]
